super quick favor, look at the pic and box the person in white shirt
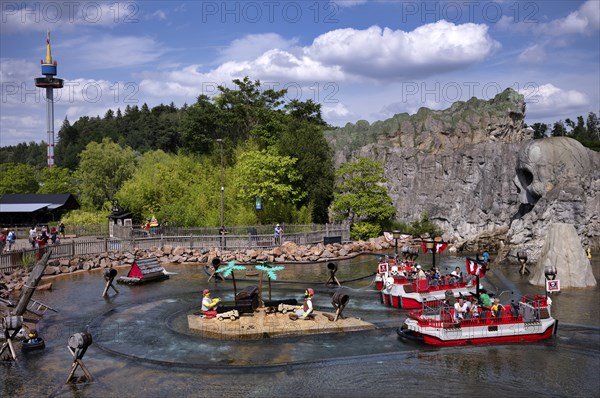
[454,297,469,321]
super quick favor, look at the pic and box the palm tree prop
[255,262,285,301]
[216,261,247,297]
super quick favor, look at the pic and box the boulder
[529,223,596,288]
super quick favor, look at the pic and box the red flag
[466,258,476,275]
[421,242,427,253]
[466,258,486,277]
[435,243,448,253]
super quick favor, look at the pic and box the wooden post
[13,250,52,316]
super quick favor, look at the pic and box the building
[0,194,79,225]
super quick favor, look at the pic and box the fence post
[71,240,75,257]
[104,238,108,253]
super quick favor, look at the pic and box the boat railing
[411,306,523,328]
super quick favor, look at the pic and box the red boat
[380,276,475,309]
[374,257,416,290]
[397,294,558,346]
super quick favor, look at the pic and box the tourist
[453,297,469,321]
[274,223,283,245]
[450,266,463,283]
[58,222,65,239]
[479,290,493,309]
[491,298,505,317]
[29,226,37,248]
[50,227,59,245]
[201,289,221,319]
[7,228,16,251]
[469,298,481,318]
[0,229,6,253]
[415,265,427,280]
[428,269,440,287]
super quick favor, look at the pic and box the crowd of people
[0,222,66,254]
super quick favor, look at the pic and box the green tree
[234,146,306,223]
[76,138,135,209]
[551,120,566,137]
[0,163,38,194]
[37,167,76,194]
[331,156,396,224]
[531,123,548,139]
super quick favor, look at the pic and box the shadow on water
[1,252,599,397]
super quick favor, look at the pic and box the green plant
[350,222,381,241]
[22,253,36,272]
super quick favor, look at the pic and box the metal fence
[0,224,350,272]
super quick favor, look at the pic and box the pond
[1,252,598,397]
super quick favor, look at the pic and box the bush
[350,222,381,241]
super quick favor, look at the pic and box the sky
[1,0,599,147]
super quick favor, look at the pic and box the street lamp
[216,139,225,234]
[393,230,401,257]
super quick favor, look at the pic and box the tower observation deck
[35,31,64,167]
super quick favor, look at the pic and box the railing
[0,224,350,272]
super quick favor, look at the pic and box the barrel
[327,262,337,272]
[332,292,350,306]
[212,257,221,270]
[2,315,23,330]
[517,251,528,262]
[68,332,93,350]
[104,268,117,280]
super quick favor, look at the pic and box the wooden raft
[117,258,169,285]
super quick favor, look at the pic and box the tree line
[529,111,600,151]
[0,78,340,228]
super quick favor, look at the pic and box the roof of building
[0,194,79,213]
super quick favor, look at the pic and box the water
[1,253,598,397]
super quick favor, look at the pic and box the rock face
[326,89,600,259]
[504,137,600,263]
[529,223,596,288]
[327,88,532,251]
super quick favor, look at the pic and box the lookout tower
[34,31,64,168]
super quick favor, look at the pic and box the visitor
[29,226,37,248]
[415,265,427,280]
[50,227,59,245]
[274,224,283,245]
[58,222,65,239]
[491,298,505,318]
[0,229,6,253]
[7,228,16,251]
[479,290,493,309]
[469,297,480,318]
[219,226,228,248]
[450,266,463,283]
[453,297,469,321]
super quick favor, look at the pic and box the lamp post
[216,139,225,239]
[393,230,401,257]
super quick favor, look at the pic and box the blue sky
[1,1,599,147]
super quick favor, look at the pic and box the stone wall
[1,238,395,296]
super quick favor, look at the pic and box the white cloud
[332,0,367,8]
[498,0,600,36]
[520,83,589,118]
[306,21,500,80]
[517,43,547,64]
[217,33,299,62]
[65,35,168,69]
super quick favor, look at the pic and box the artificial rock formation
[328,88,531,251]
[529,223,596,288]
[327,89,600,259]
[505,137,600,264]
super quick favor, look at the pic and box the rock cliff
[326,88,600,260]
